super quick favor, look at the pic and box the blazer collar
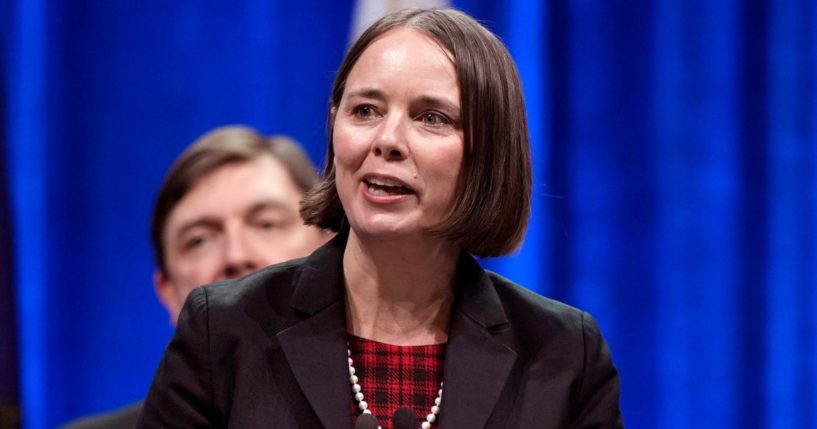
[288,227,349,315]
[278,230,517,429]
[287,229,512,326]
[451,251,510,330]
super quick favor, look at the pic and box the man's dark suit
[138,231,623,428]
[62,402,141,429]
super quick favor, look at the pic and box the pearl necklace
[347,345,443,429]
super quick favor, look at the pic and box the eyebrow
[345,88,460,113]
[414,95,460,117]
[344,87,387,102]
[172,199,297,242]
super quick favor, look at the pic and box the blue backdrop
[3,0,815,428]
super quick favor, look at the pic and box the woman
[138,8,622,429]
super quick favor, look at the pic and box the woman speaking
[138,8,622,429]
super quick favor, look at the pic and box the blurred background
[1,0,815,427]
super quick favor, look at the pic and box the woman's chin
[351,221,414,241]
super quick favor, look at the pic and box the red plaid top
[348,335,446,429]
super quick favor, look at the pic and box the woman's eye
[352,104,377,119]
[420,112,449,126]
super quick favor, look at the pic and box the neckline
[348,334,448,348]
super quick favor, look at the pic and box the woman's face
[332,27,464,241]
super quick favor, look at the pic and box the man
[63,126,330,428]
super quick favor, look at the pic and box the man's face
[155,155,328,323]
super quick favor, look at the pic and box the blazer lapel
[278,303,350,429]
[277,231,353,429]
[438,253,517,429]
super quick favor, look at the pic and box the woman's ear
[329,105,338,125]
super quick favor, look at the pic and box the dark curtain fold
[0,17,21,425]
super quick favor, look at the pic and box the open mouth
[363,176,414,196]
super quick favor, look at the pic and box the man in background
[63,126,330,428]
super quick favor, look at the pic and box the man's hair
[300,8,532,257]
[152,125,318,274]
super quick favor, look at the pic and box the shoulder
[198,257,307,309]
[488,271,585,328]
[485,271,602,358]
[182,257,309,334]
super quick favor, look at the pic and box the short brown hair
[300,8,531,256]
[151,125,318,274]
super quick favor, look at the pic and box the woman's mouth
[363,176,414,196]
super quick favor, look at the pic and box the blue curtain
[3,0,815,428]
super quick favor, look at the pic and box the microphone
[392,407,416,429]
[354,412,380,429]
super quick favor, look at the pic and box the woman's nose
[371,115,408,160]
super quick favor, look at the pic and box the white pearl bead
[431,405,440,414]
[434,397,441,406]
[348,358,353,365]
[363,409,372,414]
[352,384,361,393]
[421,421,431,429]
[427,413,436,423]
[358,400,368,410]
[349,366,356,375]
[355,392,364,401]
[438,389,443,397]
[351,375,358,384]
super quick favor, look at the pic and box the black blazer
[137,232,623,428]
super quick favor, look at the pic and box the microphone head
[392,407,416,429]
[354,412,380,429]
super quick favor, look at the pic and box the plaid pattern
[349,335,446,429]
